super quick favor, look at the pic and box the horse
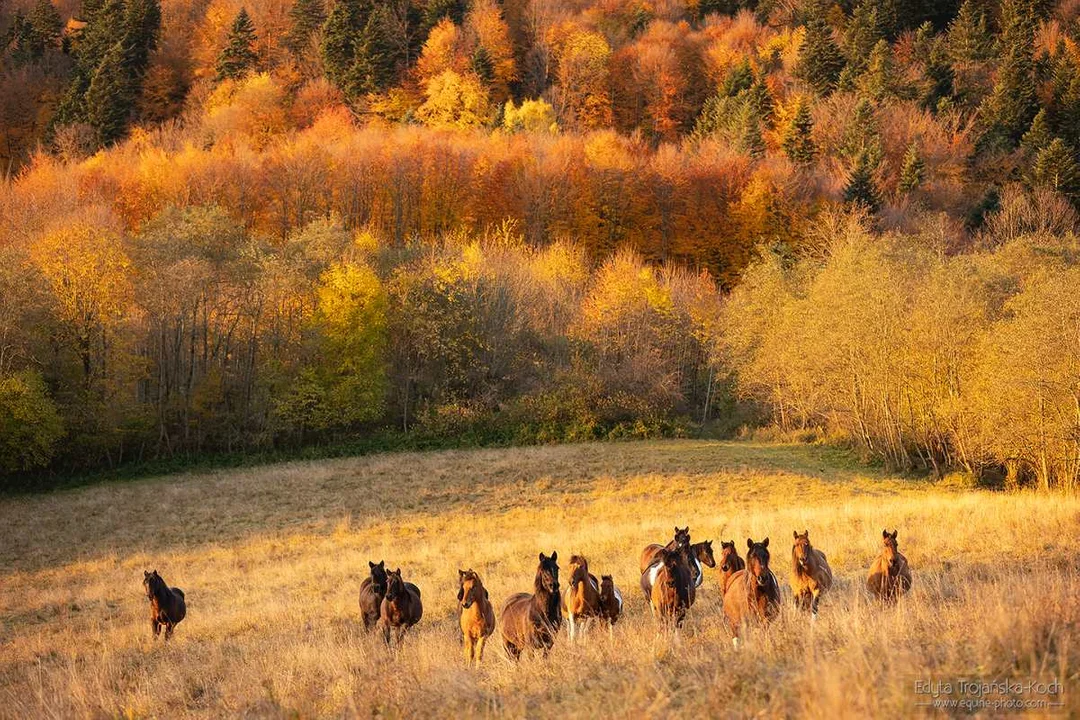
[562,555,602,641]
[642,547,692,627]
[722,538,781,648]
[458,569,495,666]
[143,570,186,641]
[717,540,745,595]
[501,552,562,659]
[598,575,623,638]
[688,540,716,595]
[379,568,423,646]
[867,529,912,604]
[638,526,691,574]
[791,530,833,617]
[359,560,388,632]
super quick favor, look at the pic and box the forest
[2,0,1080,488]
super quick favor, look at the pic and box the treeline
[721,193,1080,490]
[0,204,722,480]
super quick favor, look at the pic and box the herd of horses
[142,528,913,662]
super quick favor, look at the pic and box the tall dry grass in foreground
[0,441,1077,718]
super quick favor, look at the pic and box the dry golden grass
[0,440,1077,718]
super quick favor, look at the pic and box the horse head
[459,569,483,609]
[536,552,560,595]
[600,574,616,602]
[673,526,691,553]
[384,568,405,602]
[368,560,388,595]
[661,548,691,607]
[881,529,900,572]
[695,540,716,568]
[719,540,740,572]
[143,570,162,600]
[567,555,590,588]
[792,530,813,570]
[746,537,772,588]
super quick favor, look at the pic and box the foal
[598,575,623,638]
[458,569,495,666]
[790,530,833,617]
[379,568,423,646]
[359,560,388,632]
[867,529,912,604]
[562,555,602,641]
[722,538,781,648]
[501,552,562,659]
[717,540,745,595]
[143,570,186,641]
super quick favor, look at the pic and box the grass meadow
[0,440,1077,718]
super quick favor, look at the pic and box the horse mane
[148,574,171,605]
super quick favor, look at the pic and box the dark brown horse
[562,555,602,641]
[501,552,562,659]
[598,575,623,638]
[791,530,833,617]
[143,570,186,641]
[639,526,691,574]
[642,547,692,627]
[867,529,912,604]
[379,568,423,646]
[359,560,388,632]
[718,540,745,595]
[688,540,716,595]
[458,569,495,666]
[723,538,781,648]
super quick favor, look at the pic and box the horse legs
[463,634,474,666]
[151,619,160,638]
[811,588,822,619]
[475,635,487,664]
[504,640,521,661]
[567,613,576,642]
[163,622,173,641]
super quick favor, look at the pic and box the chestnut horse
[501,552,561,659]
[642,547,692,627]
[867,529,912,604]
[598,575,623,638]
[791,530,833,617]
[359,560,388,631]
[379,568,423,646]
[562,555,602,641]
[718,540,745,595]
[723,538,781,648]
[458,569,495,666]
[143,570,186,641]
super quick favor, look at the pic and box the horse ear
[882,529,889,538]
[747,538,754,549]
[551,551,558,562]
[891,529,898,540]
[804,529,808,538]
[762,537,769,548]
[539,552,546,562]
[144,570,150,577]
[369,561,376,569]
[793,530,799,539]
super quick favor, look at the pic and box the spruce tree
[28,0,63,57]
[1021,109,1052,155]
[898,141,924,194]
[844,151,881,212]
[842,97,882,166]
[1032,138,1080,203]
[844,2,883,75]
[284,0,325,59]
[947,0,991,64]
[84,42,136,145]
[859,38,898,100]
[796,18,845,95]
[783,99,816,165]
[320,0,395,100]
[736,102,766,158]
[745,76,774,126]
[216,8,258,81]
[981,0,1037,146]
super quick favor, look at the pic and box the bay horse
[791,530,833,617]
[867,529,912,604]
[722,538,781,648]
[143,570,186,641]
[562,555,602,641]
[688,540,716,595]
[501,552,561,659]
[598,575,623,638]
[642,547,692,627]
[718,540,745,595]
[359,560,388,631]
[379,568,423,646]
[458,569,495,666]
[638,526,691,574]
